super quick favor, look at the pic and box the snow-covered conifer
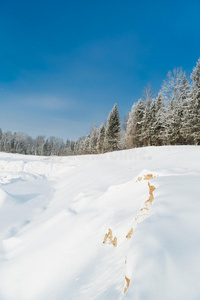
[177,74,191,144]
[43,139,50,156]
[83,134,91,154]
[90,125,98,154]
[142,84,153,146]
[154,91,166,145]
[149,99,157,145]
[105,104,121,152]
[65,139,72,155]
[189,58,200,144]
[97,124,105,154]
[135,99,145,147]
[126,104,137,148]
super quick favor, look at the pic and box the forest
[0,58,200,156]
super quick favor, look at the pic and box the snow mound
[0,146,200,300]
[0,189,8,206]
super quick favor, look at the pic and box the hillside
[0,146,200,300]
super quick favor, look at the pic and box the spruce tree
[105,104,121,152]
[135,99,145,147]
[83,134,91,154]
[154,91,166,145]
[43,139,49,156]
[97,124,105,154]
[149,99,157,145]
[0,129,3,151]
[126,104,137,148]
[177,74,190,144]
[143,96,152,146]
[167,98,176,144]
[180,75,191,144]
[49,137,55,156]
[65,139,72,155]
[90,125,98,154]
[190,58,200,144]
[142,84,153,146]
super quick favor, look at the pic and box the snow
[0,146,200,299]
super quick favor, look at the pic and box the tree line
[1,58,200,156]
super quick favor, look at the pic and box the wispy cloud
[19,95,75,111]
[0,89,80,111]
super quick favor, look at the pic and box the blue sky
[0,0,200,140]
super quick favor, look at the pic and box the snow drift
[0,146,200,300]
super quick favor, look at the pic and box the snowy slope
[0,146,200,300]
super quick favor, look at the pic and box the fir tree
[97,124,105,154]
[135,99,145,147]
[190,58,200,144]
[43,139,50,156]
[90,125,98,154]
[65,139,72,155]
[154,91,166,145]
[49,137,55,156]
[126,103,137,148]
[149,99,157,145]
[142,89,152,146]
[83,134,91,154]
[167,98,176,144]
[177,74,190,144]
[105,104,121,152]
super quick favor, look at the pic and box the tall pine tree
[126,103,137,148]
[154,91,166,145]
[97,124,105,154]
[105,104,121,152]
[189,58,200,144]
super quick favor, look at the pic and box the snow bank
[0,146,200,299]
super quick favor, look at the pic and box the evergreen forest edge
[1,58,200,156]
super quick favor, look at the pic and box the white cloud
[20,95,74,110]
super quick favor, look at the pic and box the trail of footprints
[103,173,157,295]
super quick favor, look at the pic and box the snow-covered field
[0,146,200,300]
